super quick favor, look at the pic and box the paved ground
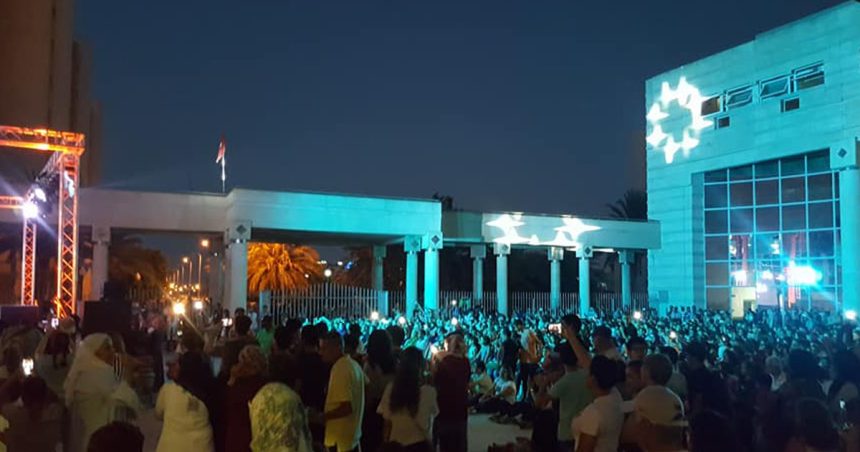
[140,411,529,452]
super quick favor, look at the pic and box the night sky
[76,0,844,217]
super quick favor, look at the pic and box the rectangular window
[782,177,806,203]
[706,263,729,286]
[755,180,779,205]
[808,174,833,201]
[808,202,834,229]
[782,232,808,258]
[706,288,731,310]
[782,205,807,231]
[730,165,753,181]
[760,76,790,99]
[706,236,728,260]
[755,234,781,259]
[701,96,722,116]
[729,235,752,260]
[716,116,731,129]
[782,98,801,112]
[809,230,835,257]
[755,160,779,179]
[807,150,830,173]
[705,210,728,234]
[756,207,780,231]
[730,183,753,206]
[730,209,754,233]
[782,156,805,176]
[794,63,824,91]
[705,184,728,208]
[704,169,728,183]
[725,85,753,109]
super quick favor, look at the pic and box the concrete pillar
[619,250,634,310]
[404,236,421,318]
[423,247,439,311]
[225,239,248,313]
[470,245,486,301]
[91,225,110,300]
[372,245,386,291]
[577,246,593,316]
[495,243,511,316]
[548,247,563,312]
[224,222,251,313]
[840,167,860,313]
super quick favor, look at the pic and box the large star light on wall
[541,217,601,247]
[646,77,713,164]
[486,214,539,245]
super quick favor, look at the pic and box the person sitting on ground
[475,367,516,414]
[86,421,144,452]
[469,360,494,407]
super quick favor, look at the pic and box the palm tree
[607,189,647,220]
[605,189,649,292]
[247,243,322,294]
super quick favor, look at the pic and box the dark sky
[76,0,844,217]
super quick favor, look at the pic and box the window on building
[730,183,753,206]
[756,180,779,205]
[794,63,825,91]
[725,85,753,109]
[782,98,801,112]
[760,76,790,99]
[705,184,728,208]
[701,96,722,116]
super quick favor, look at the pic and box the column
[495,243,510,316]
[470,245,486,301]
[224,222,251,313]
[840,167,860,313]
[372,245,386,291]
[548,247,563,312]
[619,250,634,310]
[577,246,592,316]
[404,237,421,318]
[225,239,248,313]
[423,247,439,311]
[91,225,110,300]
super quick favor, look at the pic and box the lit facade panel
[645,2,860,312]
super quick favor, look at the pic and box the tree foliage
[247,243,322,294]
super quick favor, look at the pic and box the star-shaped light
[648,77,712,164]
[486,214,538,245]
[541,218,600,247]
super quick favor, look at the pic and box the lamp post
[199,239,210,297]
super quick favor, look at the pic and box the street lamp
[200,239,210,248]
[324,268,333,278]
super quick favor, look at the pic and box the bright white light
[21,201,39,219]
[669,331,677,340]
[648,76,713,164]
[770,241,781,255]
[64,171,75,198]
[430,344,439,355]
[33,188,47,202]
[370,311,380,321]
[845,310,857,321]
[193,300,204,311]
[324,269,332,278]
[732,270,748,286]
[450,299,457,306]
[542,218,601,247]
[633,311,643,321]
[760,270,774,280]
[172,303,186,315]
[337,261,344,267]
[756,283,768,294]
[451,317,459,326]
[785,261,822,286]
[398,316,407,326]
[486,214,538,245]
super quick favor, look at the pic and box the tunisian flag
[216,135,226,164]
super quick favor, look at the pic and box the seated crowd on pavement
[0,301,857,452]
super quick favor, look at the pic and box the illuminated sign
[646,77,713,164]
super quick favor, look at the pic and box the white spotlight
[172,302,186,315]
[33,187,47,202]
[451,317,459,326]
[846,310,858,322]
[370,311,380,321]
[398,316,407,326]
[193,300,204,311]
[21,201,39,219]
[633,311,643,321]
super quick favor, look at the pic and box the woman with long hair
[155,351,216,452]
[1,376,63,451]
[222,345,268,452]
[363,329,397,452]
[377,347,438,452]
[64,333,140,452]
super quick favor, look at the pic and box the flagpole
[221,157,226,194]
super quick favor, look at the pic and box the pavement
[139,411,529,452]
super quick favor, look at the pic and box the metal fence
[389,291,650,316]
[261,283,385,325]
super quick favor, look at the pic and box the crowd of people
[0,302,857,452]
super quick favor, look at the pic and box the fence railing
[389,291,650,316]
[261,283,386,325]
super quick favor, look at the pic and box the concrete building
[0,0,101,187]
[646,2,860,315]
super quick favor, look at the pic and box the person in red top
[432,330,471,452]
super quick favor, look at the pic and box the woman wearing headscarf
[222,345,268,452]
[64,333,140,452]
[249,382,313,452]
[155,351,216,452]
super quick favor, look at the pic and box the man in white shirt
[571,355,624,452]
[320,331,366,452]
[630,385,687,452]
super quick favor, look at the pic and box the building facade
[646,2,860,314]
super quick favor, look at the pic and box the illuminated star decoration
[486,214,539,245]
[541,217,601,247]
[646,77,713,164]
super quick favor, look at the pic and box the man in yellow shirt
[320,331,366,452]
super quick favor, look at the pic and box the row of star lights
[646,77,713,164]
[485,214,600,247]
